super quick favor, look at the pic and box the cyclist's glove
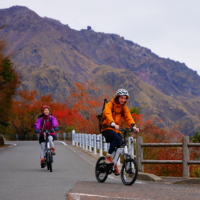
[54,127,59,131]
[131,123,136,133]
[35,129,39,133]
[110,122,115,128]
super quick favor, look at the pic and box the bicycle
[95,127,138,186]
[40,129,54,172]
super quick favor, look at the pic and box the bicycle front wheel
[47,152,52,172]
[121,158,138,186]
[95,156,108,183]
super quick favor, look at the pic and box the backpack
[38,113,53,131]
[96,99,124,133]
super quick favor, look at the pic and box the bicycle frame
[111,129,135,171]
[44,130,53,162]
[95,126,138,185]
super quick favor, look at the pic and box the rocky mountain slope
[0,6,200,135]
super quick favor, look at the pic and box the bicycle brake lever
[119,127,123,132]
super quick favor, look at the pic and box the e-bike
[95,127,138,186]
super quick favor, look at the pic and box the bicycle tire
[95,156,108,183]
[121,158,138,186]
[49,153,52,172]
[45,153,49,170]
[46,151,52,172]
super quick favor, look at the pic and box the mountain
[0,6,200,135]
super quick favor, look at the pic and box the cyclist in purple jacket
[35,105,58,167]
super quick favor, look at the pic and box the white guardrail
[71,130,136,165]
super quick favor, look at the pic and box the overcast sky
[1,0,200,75]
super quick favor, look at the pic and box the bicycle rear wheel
[121,158,138,186]
[95,156,108,183]
[46,152,52,172]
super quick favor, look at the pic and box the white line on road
[56,141,67,146]
[6,143,17,146]
[66,144,77,153]
[0,143,17,150]
[79,154,95,167]
[66,145,145,184]
[69,193,151,199]
[108,175,145,184]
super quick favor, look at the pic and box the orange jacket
[101,99,136,133]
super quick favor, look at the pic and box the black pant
[102,129,122,154]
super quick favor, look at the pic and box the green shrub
[0,135,4,145]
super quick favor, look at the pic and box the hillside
[0,6,200,135]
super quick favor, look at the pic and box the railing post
[136,136,143,172]
[85,134,88,151]
[63,132,66,141]
[182,135,189,178]
[57,133,59,141]
[76,133,78,146]
[93,134,97,154]
[89,134,92,152]
[72,130,75,145]
[99,134,102,157]
[68,133,71,141]
[97,135,99,150]
[81,133,84,149]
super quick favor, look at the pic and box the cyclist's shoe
[51,147,56,155]
[41,158,46,168]
[105,155,113,164]
[114,165,120,176]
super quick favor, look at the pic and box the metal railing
[71,130,136,165]
[136,136,200,178]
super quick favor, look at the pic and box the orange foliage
[70,82,102,133]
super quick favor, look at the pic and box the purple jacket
[35,115,58,136]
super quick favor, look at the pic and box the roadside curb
[73,145,163,182]
[0,143,16,150]
[138,172,163,182]
[172,178,200,185]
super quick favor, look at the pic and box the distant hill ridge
[0,6,200,135]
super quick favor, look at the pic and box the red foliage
[131,112,200,177]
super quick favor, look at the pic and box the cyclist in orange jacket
[101,89,139,175]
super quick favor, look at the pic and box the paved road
[68,181,200,200]
[1,141,199,200]
[0,141,115,200]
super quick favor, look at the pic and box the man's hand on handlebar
[131,123,139,133]
[114,124,119,130]
[133,127,139,133]
[110,122,119,130]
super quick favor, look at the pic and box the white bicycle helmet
[116,89,129,97]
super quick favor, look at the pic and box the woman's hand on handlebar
[114,124,120,130]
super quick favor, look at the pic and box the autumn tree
[70,82,102,133]
[0,39,20,134]
[11,90,40,138]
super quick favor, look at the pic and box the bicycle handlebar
[39,128,55,134]
[119,123,136,134]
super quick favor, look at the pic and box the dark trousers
[102,129,122,154]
